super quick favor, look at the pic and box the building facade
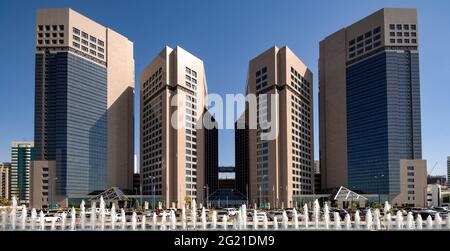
[140,46,209,207]
[319,8,422,201]
[247,46,314,208]
[30,160,57,209]
[235,111,249,197]
[203,110,219,197]
[391,159,427,207]
[34,9,134,200]
[0,163,11,200]
[314,160,321,193]
[448,157,450,186]
[10,142,35,205]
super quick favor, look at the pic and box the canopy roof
[91,187,129,202]
[333,186,368,201]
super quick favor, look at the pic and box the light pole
[259,185,262,209]
[150,176,156,210]
[246,184,249,207]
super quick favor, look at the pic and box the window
[38,33,43,38]
[73,35,80,41]
[192,70,197,77]
[38,40,43,45]
[397,32,403,37]
[396,24,402,30]
[59,33,64,37]
[373,27,381,34]
[390,32,395,36]
[52,25,57,31]
[90,36,97,43]
[98,53,104,59]
[45,25,50,31]
[59,25,64,30]
[404,32,410,37]
[73,27,80,35]
[38,25,44,31]
[59,40,64,44]
[73,42,80,48]
[365,39,372,45]
[90,43,96,49]
[412,39,417,43]
[98,40,104,46]
[82,32,88,39]
[390,39,395,43]
[186,67,191,74]
[404,39,410,43]
[82,46,88,52]
[411,24,416,30]
[397,39,403,43]
[81,39,88,45]
[407,166,414,171]
[404,24,410,30]
[373,34,381,41]
[389,24,395,30]
[365,31,372,38]
[45,33,50,38]
[349,39,355,46]
[411,32,417,37]
[98,47,104,53]
[357,35,364,42]
[90,49,96,56]
[52,33,57,38]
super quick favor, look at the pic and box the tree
[0,198,9,206]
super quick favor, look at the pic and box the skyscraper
[247,46,314,208]
[447,157,450,186]
[319,8,422,201]
[10,142,34,205]
[203,110,219,198]
[140,46,210,207]
[235,111,249,197]
[34,9,134,199]
[0,163,11,200]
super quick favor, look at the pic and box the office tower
[247,46,314,208]
[203,110,219,197]
[319,8,422,200]
[10,142,35,205]
[0,163,11,200]
[34,9,134,199]
[140,46,209,207]
[448,157,450,186]
[235,111,249,197]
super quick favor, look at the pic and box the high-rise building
[235,111,249,197]
[34,9,134,200]
[319,8,422,200]
[0,163,11,200]
[314,160,321,193]
[203,110,219,197]
[247,46,314,208]
[448,157,450,186]
[10,142,35,205]
[140,46,210,207]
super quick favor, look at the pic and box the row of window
[38,25,64,31]
[389,24,417,31]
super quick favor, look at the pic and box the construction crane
[429,161,438,175]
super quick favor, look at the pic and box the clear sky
[0,0,449,175]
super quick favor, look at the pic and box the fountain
[241,205,247,229]
[80,200,86,230]
[293,208,299,229]
[222,214,228,230]
[253,209,258,230]
[396,211,403,230]
[374,209,381,230]
[354,210,361,229]
[20,205,27,230]
[416,214,423,230]
[313,200,320,229]
[273,216,278,230]
[282,211,289,229]
[191,199,197,229]
[171,210,177,230]
[61,212,67,230]
[365,209,373,230]
[131,212,137,230]
[406,212,414,230]
[99,197,106,230]
[303,204,309,229]
[70,207,76,231]
[385,213,392,230]
[152,212,157,230]
[141,215,146,230]
[182,206,187,230]
[120,208,126,230]
[161,211,167,230]
[263,214,268,230]
[435,213,442,229]
[426,215,433,229]
[50,217,56,231]
[111,204,116,230]
[10,197,17,230]
[90,202,97,230]
[31,208,36,230]
[211,210,217,230]
[344,214,351,230]
[39,210,45,230]
[1,210,6,231]
[333,212,341,230]
[324,203,330,229]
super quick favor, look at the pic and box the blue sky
[0,0,449,175]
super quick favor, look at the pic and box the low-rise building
[30,160,56,209]
[391,159,427,207]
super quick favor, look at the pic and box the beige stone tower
[247,46,314,208]
[140,46,208,208]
